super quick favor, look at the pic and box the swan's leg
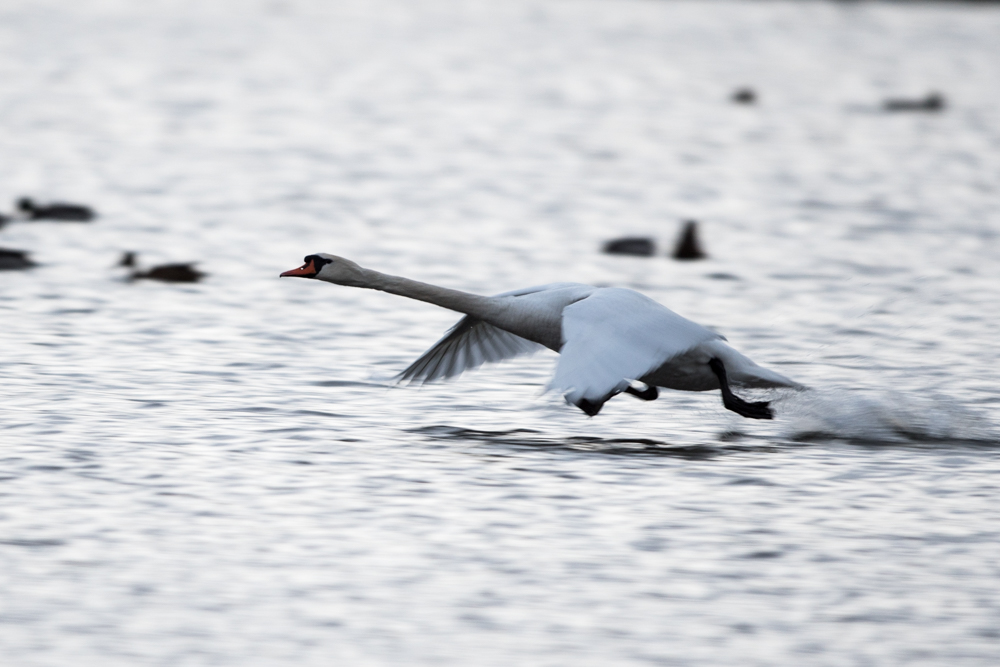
[708,358,773,420]
[576,383,657,415]
[624,383,658,401]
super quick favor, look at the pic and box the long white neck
[354,268,500,319]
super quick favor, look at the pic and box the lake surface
[2,0,1000,664]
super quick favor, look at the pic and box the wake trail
[772,386,999,445]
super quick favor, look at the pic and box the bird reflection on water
[410,425,775,460]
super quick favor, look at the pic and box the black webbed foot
[724,397,773,420]
[575,398,605,416]
[708,358,773,420]
[624,383,659,401]
[576,384,657,416]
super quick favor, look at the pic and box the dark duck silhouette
[672,220,707,261]
[602,237,656,257]
[883,92,945,112]
[731,87,756,105]
[120,251,205,283]
[18,197,95,221]
[0,248,37,270]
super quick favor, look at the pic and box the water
[2,0,1000,664]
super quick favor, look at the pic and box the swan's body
[281,254,802,418]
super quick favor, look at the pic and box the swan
[280,253,802,418]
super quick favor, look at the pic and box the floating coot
[672,220,707,261]
[602,237,656,257]
[0,248,37,270]
[120,251,205,283]
[731,87,756,105]
[17,197,95,221]
[883,92,945,112]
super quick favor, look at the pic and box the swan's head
[280,253,367,286]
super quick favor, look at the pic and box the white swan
[281,254,802,419]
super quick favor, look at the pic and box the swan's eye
[306,255,332,271]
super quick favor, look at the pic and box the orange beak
[280,259,317,278]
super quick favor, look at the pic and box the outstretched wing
[394,317,544,385]
[394,283,580,385]
[548,288,722,404]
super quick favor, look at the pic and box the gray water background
[2,0,1000,664]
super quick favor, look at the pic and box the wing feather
[395,316,544,384]
[548,288,722,404]
[394,283,582,385]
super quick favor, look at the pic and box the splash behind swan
[281,253,802,418]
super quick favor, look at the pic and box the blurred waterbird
[672,220,707,260]
[731,87,756,105]
[883,92,945,112]
[602,237,656,257]
[0,248,36,270]
[281,254,801,418]
[120,251,205,283]
[17,197,95,221]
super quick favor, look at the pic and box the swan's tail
[703,340,804,390]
